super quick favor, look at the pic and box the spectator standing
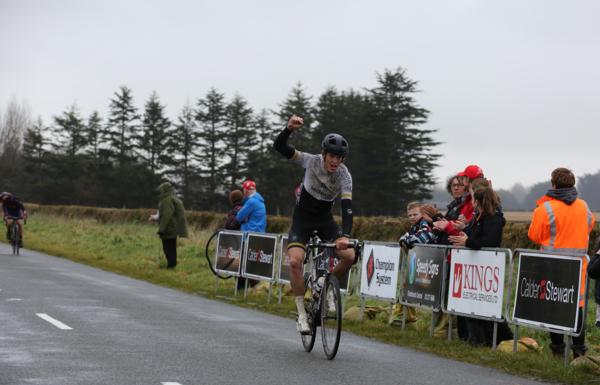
[593,237,600,328]
[225,189,244,230]
[236,180,267,233]
[449,178,513,346]
[527,168,595,358]
[153,182,188,269]
[235,180,266,290]
[423,168,484,340]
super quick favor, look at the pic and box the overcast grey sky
[1,0,599,189]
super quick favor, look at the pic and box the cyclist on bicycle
[1,192,27,247]
[274,115,355,334]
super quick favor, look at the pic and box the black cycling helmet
[321,133,349,156]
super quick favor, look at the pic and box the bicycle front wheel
[11,223,19,256]
[321,275,342,360]
[301,275,317,352]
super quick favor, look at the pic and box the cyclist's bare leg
[288,246,306,296]
[16,219,24,240]
[5,218,14,237]
[332,248,355,281]
[288,246,310,332]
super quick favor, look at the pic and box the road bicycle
[299,231,360,360]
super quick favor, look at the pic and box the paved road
[0,244,548,385]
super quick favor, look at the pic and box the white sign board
[359,242,401,301]
[447,249,505,318]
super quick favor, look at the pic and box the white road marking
[6,298,22,301]
[161,382,182,385]
[36,313,72,330]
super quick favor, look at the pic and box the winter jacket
[465,211,505,249]
[444,194,474,236]
[157,182,188,239]
[236,192,267,232]
[399,218,436,248]
[528,189,595,307]
[225,204,243,230]
[528,193,594,254]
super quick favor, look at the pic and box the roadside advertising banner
[215,230,244,276]
[513,252,581,331]
[447,249,506,318]
[402,245,445,309]
[243,233,277,281]
[278,236,291,283]
[359,242,401,301]
[315,247,351,292]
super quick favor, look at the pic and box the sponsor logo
[247,249,273,264]
[452,263,463,298]
[366,249,375,287]
[375,257,395,287]
[218,246,240,259]
[408,251,417,285]
[519,277,575,304]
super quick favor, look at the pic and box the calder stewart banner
[447,249,506,318]
[513,252,581,331]
[215,230,244,276]
[402,245,445,309]
[359,242,401,301]
[243,233,277,281]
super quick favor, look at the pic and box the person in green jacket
[152,182,188,268]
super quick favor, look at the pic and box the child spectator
[399,201,437,248]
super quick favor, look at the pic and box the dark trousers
[162,238,177,268]
[549,308,586,356]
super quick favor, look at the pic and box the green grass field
[7,212,600,384]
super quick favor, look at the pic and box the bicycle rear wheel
[321,275,342,360]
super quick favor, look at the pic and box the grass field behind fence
[5,210,600,385]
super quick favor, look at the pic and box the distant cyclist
[1,192,27,247]
[273,115,355,334]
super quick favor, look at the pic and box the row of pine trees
[2,68,440,216]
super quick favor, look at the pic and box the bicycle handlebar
[307,239,360,250]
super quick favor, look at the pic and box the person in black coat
[449,178,514,346]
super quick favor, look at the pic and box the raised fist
[287,115,304,131]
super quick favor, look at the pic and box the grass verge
[7,212,600,384]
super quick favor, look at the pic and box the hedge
[26,204,599,254]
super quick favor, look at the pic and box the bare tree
[0,97,31,161]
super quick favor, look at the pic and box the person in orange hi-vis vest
[528,167,595,359]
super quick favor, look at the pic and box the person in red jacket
[528,167,595,358]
